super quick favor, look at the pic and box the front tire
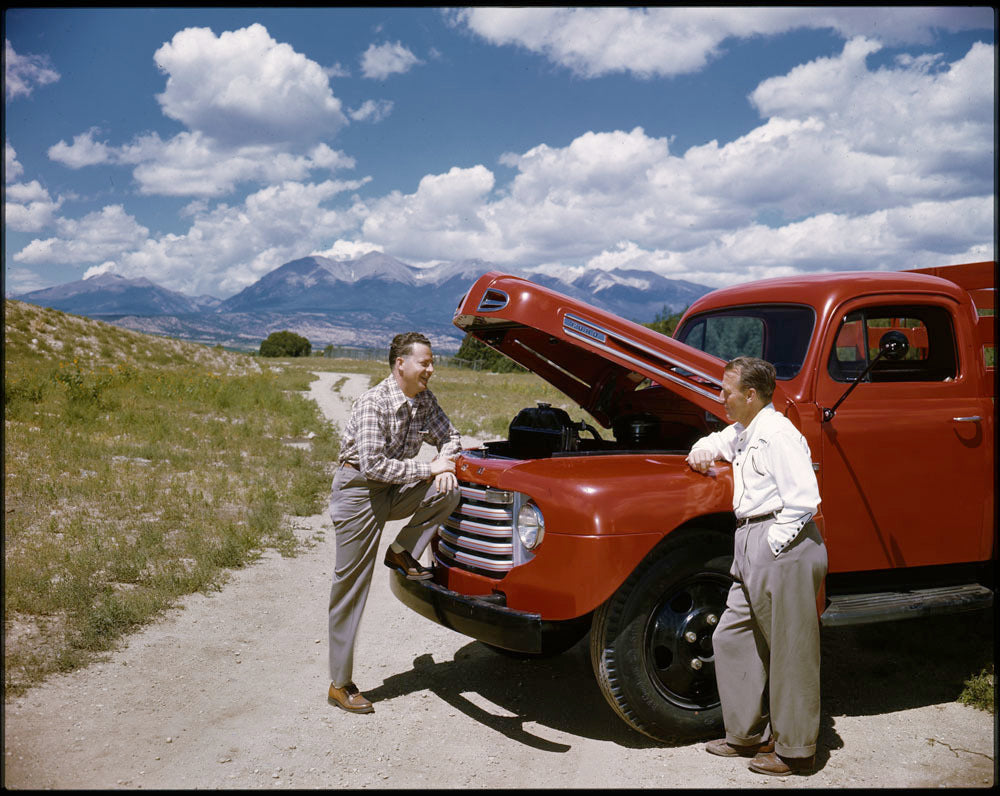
[590,530,732,743]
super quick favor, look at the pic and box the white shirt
[691,403,820,556]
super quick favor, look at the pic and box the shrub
[643,306,685,337]
[455,334,526,373]
[260,330,311,357]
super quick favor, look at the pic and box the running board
[821,583,993,627]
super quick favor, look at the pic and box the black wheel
[590,530,733,742]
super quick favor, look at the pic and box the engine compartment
[482,401,705,459]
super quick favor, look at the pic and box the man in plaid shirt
[326,331,462,715]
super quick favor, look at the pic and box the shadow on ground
[365,635,659,752]
[816,606,994,758]
[365,607,993,756]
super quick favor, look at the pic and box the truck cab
[390,261,995,742]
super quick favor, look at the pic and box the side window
[828,304,958,382]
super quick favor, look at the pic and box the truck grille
[436,481,516,575]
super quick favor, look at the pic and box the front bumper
[389,570,546,653]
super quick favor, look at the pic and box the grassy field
[3,301,338,696]
[4,300,992,714]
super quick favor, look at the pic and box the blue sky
[4,7,995,300]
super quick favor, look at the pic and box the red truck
[390,260,995,742]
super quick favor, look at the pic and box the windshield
[675,304,815,379]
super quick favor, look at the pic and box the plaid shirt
[338,375,462,484]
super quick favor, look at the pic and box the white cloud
[43,25,357,199]
[311,239,385,260]
[360,165,499,258]
[83,261,118,279]
[5,39,60,101]
[6,140,24,180]
[324,62,351,79]
[48,128,115,168]
[4,177,63,233]
[448,7,995,78]
[22,179,369,297]
[5,267,58,296]
[360,41,422,80]
[662,195,995,286]
[154,23,347,146]
[14,205,149,265]
[350,38,992,283]
[58,130,357,198]
[348,99,394,123]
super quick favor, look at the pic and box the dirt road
[4,371,994,789]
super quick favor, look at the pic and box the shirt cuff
[767,521,806,556]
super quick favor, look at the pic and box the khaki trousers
[713,518,827,758]
[327,464,460,687]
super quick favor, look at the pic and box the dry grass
[303,355,605,441]
[4,301,336,695]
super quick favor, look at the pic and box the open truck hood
[454,272,730,427]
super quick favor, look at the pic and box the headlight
[516,502,545,550]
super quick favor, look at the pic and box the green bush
[643,306,685,337]
[260,330,312,357]
[455,334,526,373]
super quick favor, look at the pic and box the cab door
[815,297,990,573]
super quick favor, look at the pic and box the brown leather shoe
[327,682,374,714]
[748,751,814,776]
[705,737,775,758]
[384,546,433,580]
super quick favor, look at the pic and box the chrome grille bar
[438,479,516,574]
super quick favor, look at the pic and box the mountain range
[11,252,712,352]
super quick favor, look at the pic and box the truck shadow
[819,607,994,726]
[365,636,662,751]
[365,608,993,755]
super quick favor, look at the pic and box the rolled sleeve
[690,425,738,462]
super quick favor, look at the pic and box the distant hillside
[13,273,216,316]
[3,299,259,375]
[12,253,713,352]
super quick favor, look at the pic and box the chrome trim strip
[439,528,514,555]
[459,485,514,504]
[563,312,723,392]
[563,327,722,404]
[455,503,513,521]
[438,540,513,572]
[444,517,513,537]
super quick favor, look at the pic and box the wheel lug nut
[690,658,704,670]
[684,631,698,643]
[706,613,718,626]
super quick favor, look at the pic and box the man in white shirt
[687,356,827,776]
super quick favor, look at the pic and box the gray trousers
[327,464,460,687]
[713,518,828,758]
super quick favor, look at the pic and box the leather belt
[737,511,777,528]
[340,460,359,471]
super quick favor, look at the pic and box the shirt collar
[381,375,409,411]
[382,374,424,411]
[735,402,776,439]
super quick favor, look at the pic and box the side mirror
[822,330,911,423]
[879,330,909,360]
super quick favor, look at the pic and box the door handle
[952,416,982,422]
